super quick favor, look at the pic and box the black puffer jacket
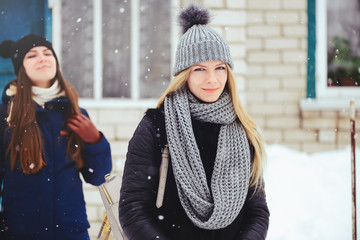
[119,108,269,240]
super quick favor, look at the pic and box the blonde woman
[119,5,269,240]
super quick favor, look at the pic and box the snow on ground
[264,145,360,240]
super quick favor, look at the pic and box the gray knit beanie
[172,4,233,76]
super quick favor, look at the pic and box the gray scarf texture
[164,87,251,230]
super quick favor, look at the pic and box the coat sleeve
[79,109,112,186]
[119,114,170,240]
[238,184,270,240]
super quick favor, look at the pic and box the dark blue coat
[0,85,112,240]
[119,108,269,240]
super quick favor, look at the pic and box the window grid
[314,0,360,100]
[53,0,173,107]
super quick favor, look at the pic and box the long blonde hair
[6,64,85,174]
[157,64,266,190]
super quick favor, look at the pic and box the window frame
[302,0,360,110]
[49,0,177,108]
[316,0,360,99]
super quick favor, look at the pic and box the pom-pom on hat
[172,4,233,76]
[0,34,58,76]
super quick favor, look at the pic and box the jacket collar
[35,97,69,112]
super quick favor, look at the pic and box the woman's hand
[67,113,101,144]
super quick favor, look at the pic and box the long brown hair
[6,64,85,174]
[157,64,266,190]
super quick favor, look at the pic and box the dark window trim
[307,0,316,98]
[44,0,52,41]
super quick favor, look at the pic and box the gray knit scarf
[164,87,251,230]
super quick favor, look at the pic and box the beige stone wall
[83,108,146,238]
[245,0,308,151]
[83,0,359,238]
[243,0,359,153]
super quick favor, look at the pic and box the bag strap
[145,108,169,208]
[156,145,169,208]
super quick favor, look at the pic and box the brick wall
[245,0,308,151]
[244,0,359,153]
[84,108,146,238]
[83,0,359,238]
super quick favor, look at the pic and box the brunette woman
[0,34,112,240]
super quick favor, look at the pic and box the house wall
[80,0,359,238]
[83,108,146,238]
[243,0,360,153]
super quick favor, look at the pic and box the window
[314,0,360,99]
[54,0,172,106]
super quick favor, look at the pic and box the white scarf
[32,80,65,106]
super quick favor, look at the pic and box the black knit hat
[0,34,58,76]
